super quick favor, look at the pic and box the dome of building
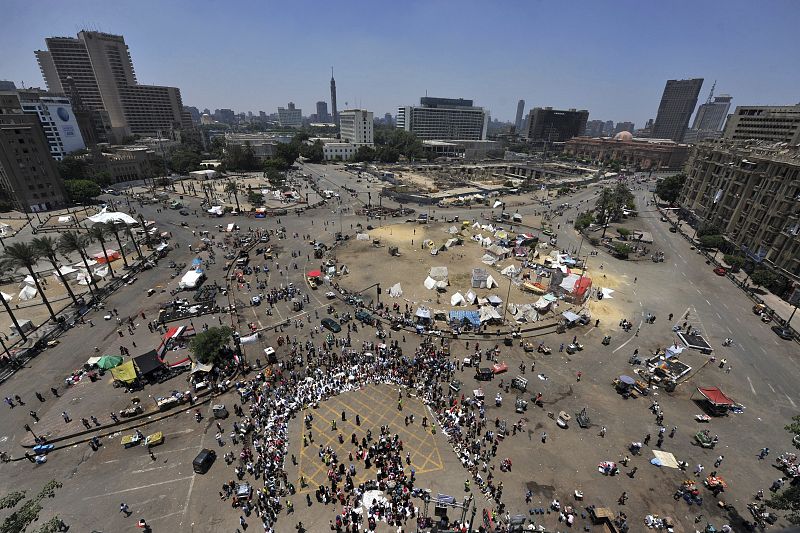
[613,131,633,141]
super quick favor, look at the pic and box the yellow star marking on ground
[295,384,444,493]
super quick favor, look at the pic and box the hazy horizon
[1,0,798,126]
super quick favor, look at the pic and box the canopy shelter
[179,269,204,289]
[415,307,432,320]
[450,292,466,306]
[562,310,581,323]
[466,290,477,304]
[97,355,124,370]
[1,291,12,302]
[110,360,138,384]
[449,310,481,327]
[93,250,121,264]
[191,361,214,374]
[487,295,503,306]
[693,386,734,416]
[429,266,448,283]
[471,268,489,288]
[134,349,165,376]
[87,209,137,225]
[239,333,259,345]
[479,305,502,323]
[18,285,37,301]
[307,270,322,278]
[388,283,403,298]
[423,276,436,290]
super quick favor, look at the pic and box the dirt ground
[334,222,587,324]
[0,215,31,237]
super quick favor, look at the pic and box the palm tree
[225,181,241,212]
[58,231,98,295]
[103,222,129,268]
[124,222,144,262]
[87,224,116,278]
[32,236,79,306]
[0,264,27,341]
[137,214,153,250]
[1,242,56,323]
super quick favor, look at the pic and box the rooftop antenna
[705,80,716,105]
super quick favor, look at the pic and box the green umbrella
[97,355,124,370]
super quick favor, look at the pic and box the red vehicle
[713,267,727,276]
[492,362,508,374]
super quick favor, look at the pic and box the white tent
[450,292,466,306]
[445,238,458,249]
[466,290,477,304]
[1,291,13,302]
[429,266,448,282]
[415,307,431,320]
[423,276,436,290]
[356,233,370,240]
[93,265,110,279]
[435,280,448,290]
[501,264,518,277]
[208,206,224,216]
[239,333,259,345]
[18,285,37,301]
[87,208,137,225]
[58,215,73,224]
[179,269,205,289]
[448,226,459,234]
[190,169,218,180]
[21,274,36,286]
[389,283,403,298]
[601,287,615,299]
[481,254,497,265]
[479,306,502,323]
[493,200,503,209]
[53,265,78,279]
[486,275,498,289]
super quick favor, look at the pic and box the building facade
[36,31,192,140]
[338,109,373,146]
[330,69,338,127]
[525,107,589,142]
[723,104,800,145]
[397,97,488,141]
[322,142,357,161]
[6,89,86,160]
[614,121,635,135]
[316,101,329,123]
[564,133,690,170]
[679,139,800,281]
[277,102,302,128]
[0,94,68,211]
[652,78,704,142]
[514,100,525,132]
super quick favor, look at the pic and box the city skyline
[1,0,798,126]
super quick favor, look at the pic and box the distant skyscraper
[514,100,525,132]
[603,120,615,136]
[614,122,635,135]
[339,109,374,145]
[278,102,302,128]
[316,101,329,122]
[330,67,338,127]
[584,120,604,137]
[384,112,393,126]
[526,107,589,142]
[692,90,732,133]
[723,104,800,144]
[35,31,191,141]
[397,97,488,140]
[652,78,703,142]
[0,81,16,91]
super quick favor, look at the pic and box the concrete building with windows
[678,139,800,281]
[652,78,704,142]
[514,100,525,132]
[223,132,287,161]
[277,102,302,128]
[397,97,488,141]
[35,31,192,141]
[0,93,68,211]
[322,142,358,161]
[564,132,689,170]
[315,101,329,123]
[3,89,86,161]
[723,104,800,145]
[339,109,373,146]
[525,107,589,143]
[614,122,635,135]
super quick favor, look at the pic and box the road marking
[716,312,722,319]
[150,511,184,522]
[103,459,121,464]
[722,302,729,310]
[149,444,202,456]
[760,346,767,355]
[747,376,756,395]
[768,383,776,393]
[83,476,193,499]
[131,463,179,474]
[787,395,797,408]
[726,327,732,334]
[706,299,711,306]
[773,339,780,346]
[612,320,642,353]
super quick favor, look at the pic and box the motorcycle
[195,409,202,422]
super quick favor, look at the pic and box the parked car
[179,209,190,216]
[713,267,727,276]
[771,326,794,340]
[321,318,341,333]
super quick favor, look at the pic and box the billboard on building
[47,102,85,154]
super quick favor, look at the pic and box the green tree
[137,214,153,251]
[655,174,686,204]
[767,415,800,524]
[64,179,101,204]
[58,231,99,295]
[102,222,130,269]
[750,267,775,289]
[699,234,725,249]
[697,222,723,238]
[574,211,594,230]
[300,140,324,163]
[1,242,56,323]
[32,236,79,306]
[275,142,299,168]
[617,227,632,237]
[595,187,615,238]
[723,254,745,270]
[189,326,233,365]
[0,479,63,533]
[92,171,113,187]
[170,149,202,174]
[376,146,400,163]
[611,242,632,258]
[247,190,264,206]
[87,224,116,278]
[0,263,27,341]
[56,157,88,180]
[224,182,241,212]
[352,146,376,162]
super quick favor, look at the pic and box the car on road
[669,226,678,233]
[713,267,727,276]
[251,295,261,305]
[321,318,341,333]
[192,449,216,474]
[355,309,372,323]
[771,326,794,340]
[179,209,190,216]
[660,216,669,222]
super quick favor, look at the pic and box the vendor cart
[556,411,571,428]
[523,342,535,352]
[213,404,229,419]
[694,430,718,449]
[511,375,528,392]
[515,397,528,413]
[121,433,142,448]
[473,388,485,402]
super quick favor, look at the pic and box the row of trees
[574,182,635,236]
[655,173,687,204]
[1,222,143,338]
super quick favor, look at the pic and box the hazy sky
[2,0,798,126]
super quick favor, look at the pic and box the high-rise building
[214,109,235,125]
[584,120,605,137]
[723,104,800,145]
[692,93,732,133]
[397,97,488,141]
[679,139,800,280]
[603,120,615,136]
[316,101,329,123]
[0,81,17,91]
[514,100,525,132]
[35,31,192,141]
[0,93,68,211]
[652,78,703,142]
[525,107,589,142]
[5,88,86,160]
[614,122,635,135]
[184,106,201,124]
[383,113,393,126]
[330,68,338,127]
[277,102,302,128]
[339,109,373,146]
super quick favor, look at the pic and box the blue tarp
[449,310,480,326]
